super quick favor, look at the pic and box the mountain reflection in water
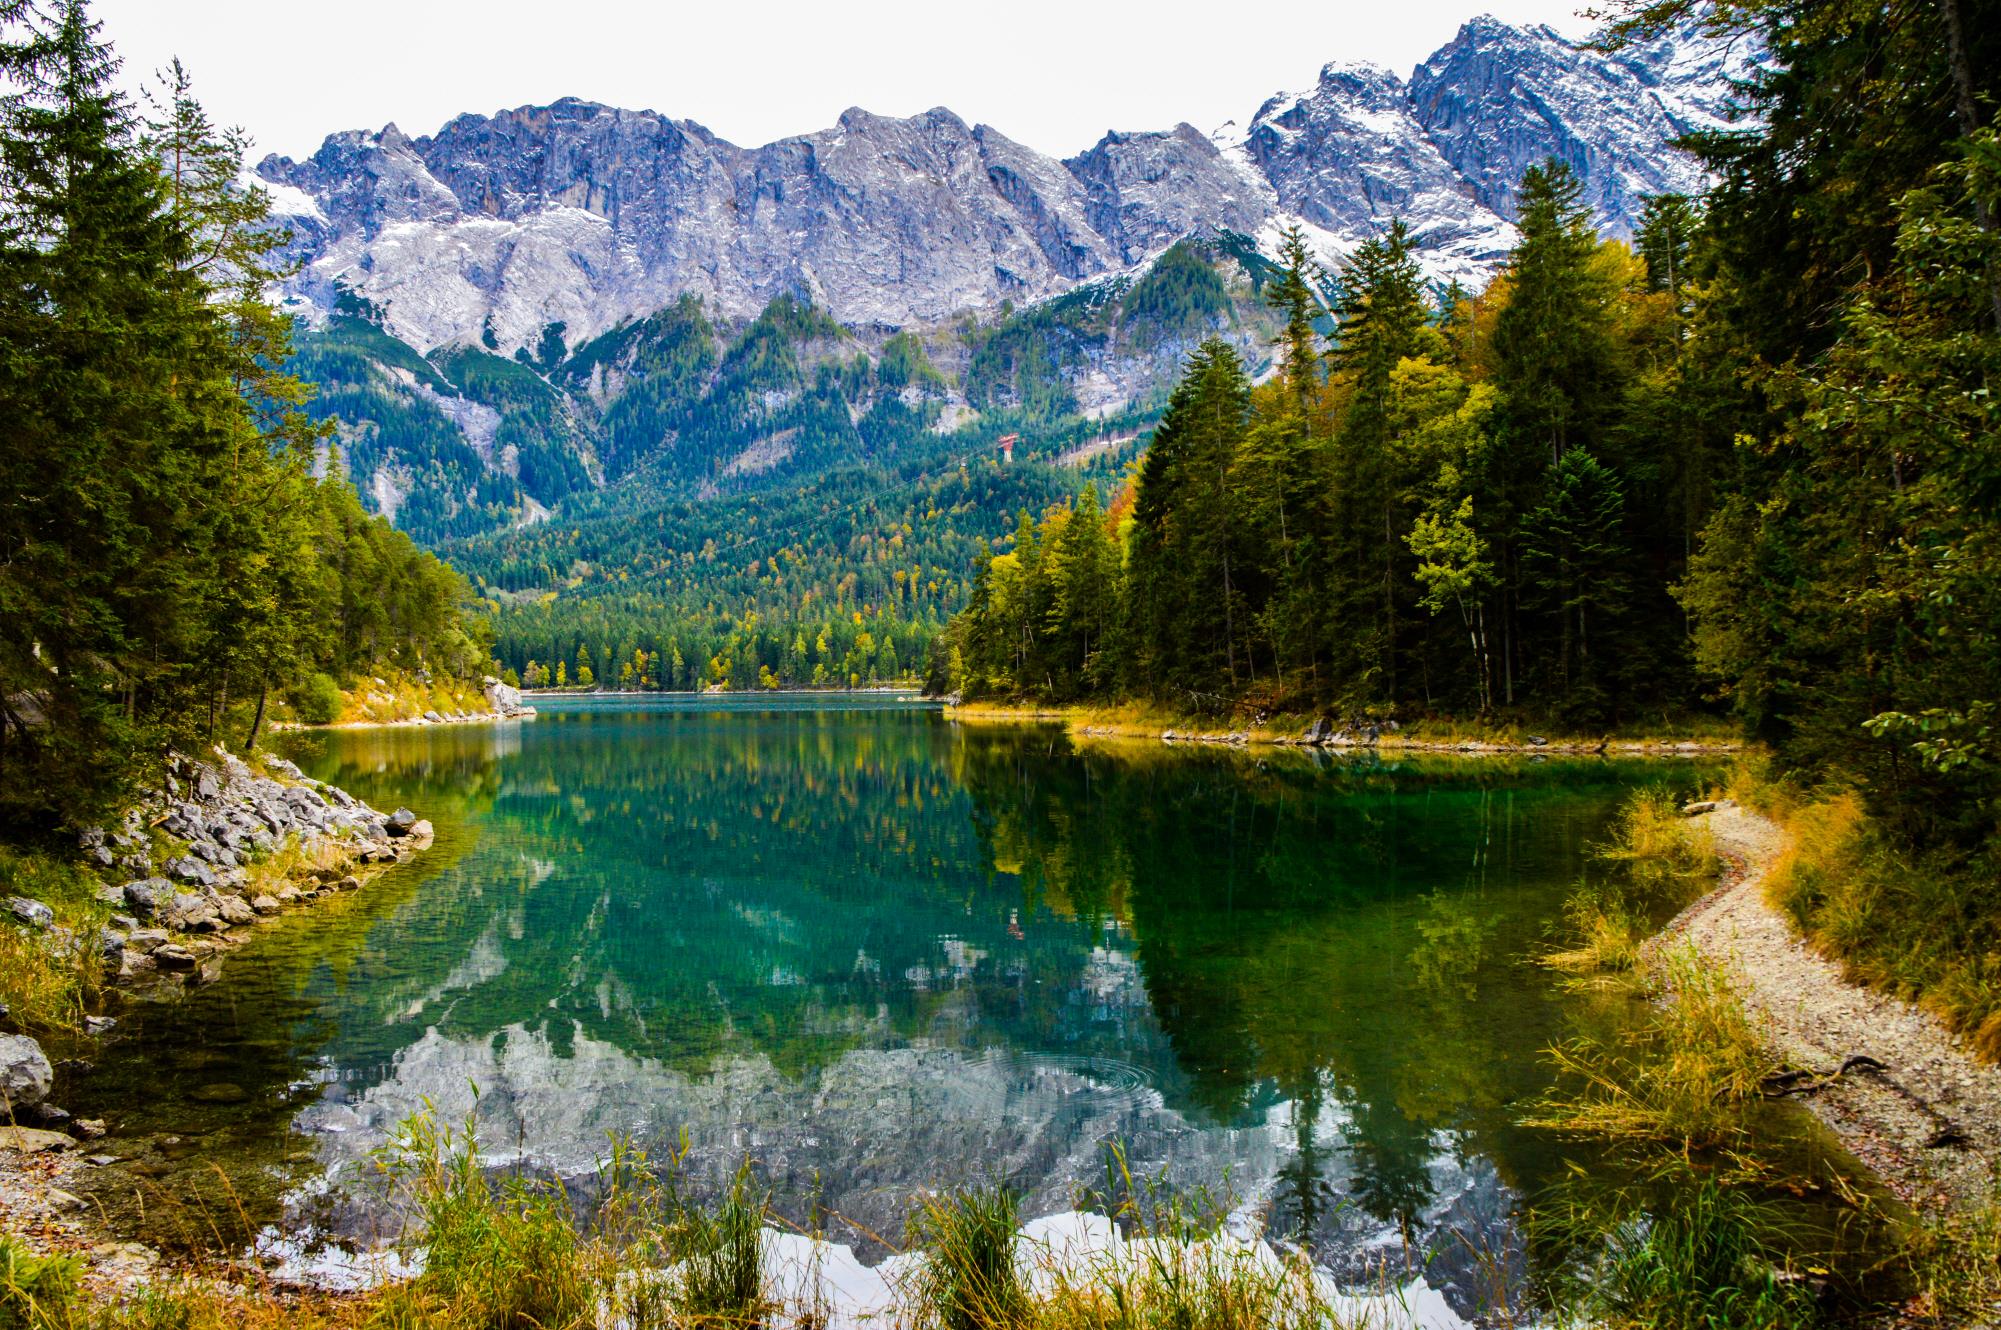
[77,697,1714,1316]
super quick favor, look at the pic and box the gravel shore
[1667,804,2001,1212]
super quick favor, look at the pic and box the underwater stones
[190,1083,247,1104]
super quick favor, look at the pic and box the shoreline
[946,700,1748,757]
[1667,804,2001,1213]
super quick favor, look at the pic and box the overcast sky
[99,1,1595,165]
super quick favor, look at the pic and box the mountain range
[256,15,1754,600]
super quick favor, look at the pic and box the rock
[385,807,418,837]
[97,928,126,967]
[1683,800,1719,816]
[83,1015,115,1036]
[335,875,363,892]
[126,929,167,954]
[157,893,218,933]
[153,944,198,973]
[0,1035,54,1109]
[123,878,172,918]
[263,756,305,780]
[249,895,281,916]
[0,1126,73,1153]
[1526,735,1548,747]
[164,855,215,887]
[71,1118,107,1140]
[5,896,54,930]
[215,895,256,926]
[191,1082,247,1104]
[94,884,128,909]
[27,1102,70,1129]
[406,819,435,848]
[484,677,524,714]
[275,886,302,904]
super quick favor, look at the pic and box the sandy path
[1664,804,2001,1212]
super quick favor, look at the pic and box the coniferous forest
[936,0,2001,893]
[0,3,487,825]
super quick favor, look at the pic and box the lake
[73,696,1725,1317]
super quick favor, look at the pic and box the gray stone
[157,893,218,932]
[5,896,53,930]
[249,895,281,916]
[126,929,167,953]
[93,885,127,909]
[0,1034,53,1110]
[164,856,215,887]
[152,944,198,973]
[72,1119,107,1140]
[97,928,126,966]
[83,1016,115,1036]
[0,1126,73,1153]
[384,808,418,837]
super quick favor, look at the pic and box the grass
[1530,945,1774,1153]
[0,844,109,1038]
[1757,782,2001,1060]
[1532,1164,1824,1330]
[1543,788,1718,975]
[0,1235,83,1330]
[299,670,489,728]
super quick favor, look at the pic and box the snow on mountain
[258,16,1750,359]
[1409,15,1752,234]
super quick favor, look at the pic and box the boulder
[126,929,167,954]
[0,1126,73,1153]
[406,819,435,848]
[157,893,218,933]
[72,1118,107,1140]
[93,884,128,909]
[123,878,172,918]
[483,677,524,714]
[83,1016,115,1036]
[384,808,418,838]
[249,895,281,916]
[423,710,443,723]
[152,944,198,973]
[164,856,215,888]
[96,928,126,967]
[5,896,54,930]
[0,1034,54,1109]
[215,895,255,926]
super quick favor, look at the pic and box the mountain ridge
[260,14,1749,360]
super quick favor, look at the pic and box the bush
[291,672,346,726]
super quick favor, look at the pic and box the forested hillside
[0,5,488,825]
[938,0,2001,1040]
[292,235,1290,690]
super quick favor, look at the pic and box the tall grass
[0,844,107,1037]
[1544,789,1718,975]
[1529,946,1773,1152]
[1533,1165,1823,1330]
[1760,786,2001,1059]
[0,1235,83,1330]
[913,1186,1030,1330]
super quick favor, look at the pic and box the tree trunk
[244,685,268,752]
[1938,0,2001,332]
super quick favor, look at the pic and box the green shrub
[291,672,346,726]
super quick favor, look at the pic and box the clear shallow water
[74,697,1725,1315]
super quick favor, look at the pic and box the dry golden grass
[0,845,107,1038]
[1529,945,1774,1152]
[325,672,487,727]
[1543,790,1718,976]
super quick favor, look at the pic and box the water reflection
[76,698,1711,1317]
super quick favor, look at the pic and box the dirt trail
[1666,804,2001,1211]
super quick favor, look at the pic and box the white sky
[100,0,1595,166]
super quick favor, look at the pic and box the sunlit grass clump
[1544,788,1717,975]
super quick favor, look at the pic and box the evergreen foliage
[0,2,485,824]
